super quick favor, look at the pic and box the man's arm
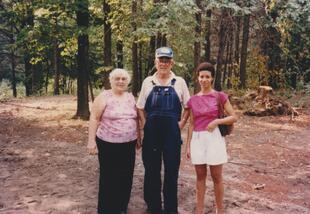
[137,108,146,129]
[178,108,189,130]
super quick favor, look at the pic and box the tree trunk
[45,59,50,94]
[234,16,241,64]
[53,39,60,95]
[10,25,16,97]
[24,56,33,96]
[156,0,169,47]
[223,23,234,87]
[89,78,94,102]
[193,0,202,93]
[11,51,17,97]
[116,40,123,68]
[223,39,230,86]
[204,10,212,62]
[22,8,34,96]
[161,35,167,47]
[32,63,44,94]
[214,9,229,91]
[239,14,250,89]
[62,76,66,94]
[132,0,139,97]
[138,42,143,89]
[75,0,90,120]
[147,36,156,76]
[157,32,167,47]
[156,32,162,48]
[227,33,234,89]
[103,0,112,89]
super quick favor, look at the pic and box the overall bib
[142,78,182,213]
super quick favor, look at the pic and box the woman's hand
[87,142,98,155]
[136,137,142,150]
[87,146,98,155]
[178,119,186,130]
[185,145,191,160]
[206,119,219,132]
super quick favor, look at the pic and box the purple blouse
[187,91,228,131]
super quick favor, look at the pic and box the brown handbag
[216,92,233,136]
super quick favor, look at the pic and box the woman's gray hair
[109,68,131,84]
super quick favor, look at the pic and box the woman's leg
[119,141,136,211]
[210,165,224,214]
[194,164,207,214]
[97,138,114,213]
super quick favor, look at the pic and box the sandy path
[0,96,309,214]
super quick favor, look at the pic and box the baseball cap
[155,47,173,58]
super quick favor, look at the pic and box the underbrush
[226,86,310,108]
[0,80,25,101]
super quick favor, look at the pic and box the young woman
[87,68,141,214]
[185,62,237,214]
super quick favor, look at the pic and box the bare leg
[194,164,207,214]
[210,165,224,214]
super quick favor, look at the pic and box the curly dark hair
[195,62,215,78]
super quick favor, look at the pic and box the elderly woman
[87,68,140,214]
[186,62,237,214]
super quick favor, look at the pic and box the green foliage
[296,81,310,93]
[1,0,310,98]
[246,49,269,88]
[268,0,310,86]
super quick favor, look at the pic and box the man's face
[155,57,173,73]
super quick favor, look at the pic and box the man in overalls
[137,47,190,214]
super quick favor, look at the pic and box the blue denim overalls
[142,78,182,213]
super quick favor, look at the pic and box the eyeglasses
[157,58,172,64]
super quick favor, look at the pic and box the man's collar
[152,71,176,85]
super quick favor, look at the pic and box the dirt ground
[0,95,309,214]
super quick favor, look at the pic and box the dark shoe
[147,208,163,214]
[164,211,178,214]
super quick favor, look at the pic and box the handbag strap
[216,91,225,117]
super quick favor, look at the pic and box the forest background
[1,0,310,119]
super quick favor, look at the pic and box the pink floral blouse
[96,90,137,143]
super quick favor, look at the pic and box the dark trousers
[142,117,181,213]
[96,137,136,214]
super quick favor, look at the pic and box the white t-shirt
[136,71,190,109]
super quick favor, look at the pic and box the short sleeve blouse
[187,91,228,131]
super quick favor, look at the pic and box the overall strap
[170,78,176,87]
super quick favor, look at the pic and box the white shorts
[190,127,228,165]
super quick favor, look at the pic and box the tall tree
[234,16,241,64]
[116,40,123,68]
[204,9,212,62]
[103,0,112,89]
[214,9,229,91]
[10,25,17,97]
[147,36,156,76]
[239,11,250,89]
[22,5,34,96]
[75,0,90,119]
[132,0,139,96]
[193,0,202,93]
[53,17,61,95]
[147,0,160,76]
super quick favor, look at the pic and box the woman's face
[111,74,129,92]
[198,70,213,89]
